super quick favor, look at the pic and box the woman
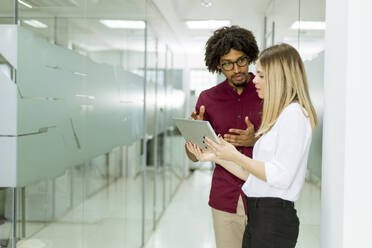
[187,43,317,248]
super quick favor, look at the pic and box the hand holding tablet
[173,118,220,149]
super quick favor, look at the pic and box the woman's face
[253,61,265,99]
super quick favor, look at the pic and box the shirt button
[237,115,241,119]
[237,98,241,102]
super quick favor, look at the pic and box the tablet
[173,118,220,149]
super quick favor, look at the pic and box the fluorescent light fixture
[76,94,95,100]
[100,20,146,29]
[185,20,231,29]
[18,0,32,8]
[291,21,326,30]
[73,72,88,77]
[201,0,212,7]
[24,20,48,28]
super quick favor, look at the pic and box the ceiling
[151,0,271,51]
[0,0,325,67]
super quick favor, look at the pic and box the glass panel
[0,188,13,247]
[0,0,15,24]
[264,0,300,49]
[144,25,157,241]
[1,1,188,247]
[0,1,16,247]
[14,0,146,248]
[163,45,186,203]
[299,0,325,183]
[156,40,167,220]
[296,1,325,248]
[263,1,323,248]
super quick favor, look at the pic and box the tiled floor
[145,168,321,248]
[144,167,215,248]
[0,167,320,248]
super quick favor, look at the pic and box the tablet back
[173,118,220,149]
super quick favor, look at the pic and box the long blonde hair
[256,43,317,137]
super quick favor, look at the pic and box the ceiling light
[201,0,212,7]
[23,20,48,29]
[18,0,32,8]
[291,21,326,30]
[100,20,146,29]
[185,20,231,30]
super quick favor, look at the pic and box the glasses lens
[222,62,233,71]
[237,57,248,66]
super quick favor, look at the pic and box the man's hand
[190,105,205,120]
[223,116,258,147]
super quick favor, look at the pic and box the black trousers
[242,197,299,248]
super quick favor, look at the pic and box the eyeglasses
[220,56,249,71]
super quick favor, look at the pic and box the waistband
[246,197,294,208]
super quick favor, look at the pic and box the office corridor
[0,164,320,248]
[145,167,321,248]
[145,166,215,248]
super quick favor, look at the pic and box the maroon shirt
[195,74,262,213]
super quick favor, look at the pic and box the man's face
[218,49,250,88]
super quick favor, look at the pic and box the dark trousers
[242,197,299,248]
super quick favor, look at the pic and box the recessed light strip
[24,20,48,28]
[100,20,146,29]
[18,0,32,8]
[201,0,212,8]
[185,20,231,30]
[291,21,326,30]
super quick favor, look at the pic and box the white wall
[321,0,372,247]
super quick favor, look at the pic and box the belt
[246,197,294,208]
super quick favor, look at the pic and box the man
[186,26,262,248]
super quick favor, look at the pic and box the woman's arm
[185,143,198,162]
[186,142,250,181]
[229,152,266,181]
[206,106,312,188]
[204,137,267,181]
[214,158,250,181]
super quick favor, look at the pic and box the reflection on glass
[262,1,324,248]
[0,0,187,247]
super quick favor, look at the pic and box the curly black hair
[205,25,259,73]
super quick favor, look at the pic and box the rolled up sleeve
[264,109,310,189]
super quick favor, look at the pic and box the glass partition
[6,0,147,247]
[0,1,188,248]
[296,1,325,247]
[263,1,325,248]
[144,25,157,241]
[0,0,15,24]
[263,0,325,180]
[0,1,17,247]
[299,0,325,184]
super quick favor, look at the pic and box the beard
[232,81,248,87]
[229,72,249,88]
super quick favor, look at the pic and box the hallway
[145,167,320,248]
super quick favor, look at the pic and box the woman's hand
[186,142,216,162]
[204,136,241,162]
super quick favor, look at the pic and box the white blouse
[242,103,312,202]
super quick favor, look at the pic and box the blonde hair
[256,43,317,137]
